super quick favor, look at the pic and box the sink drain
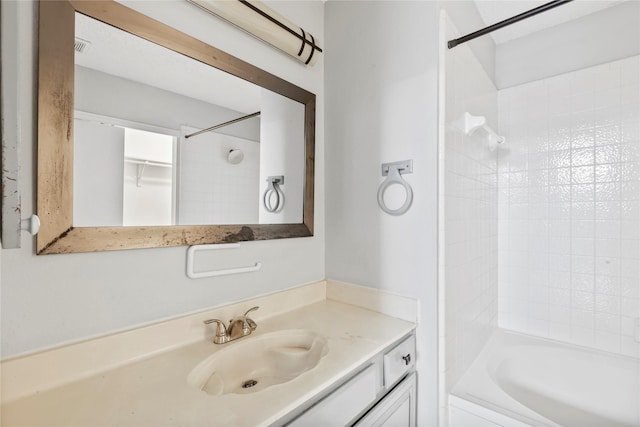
[242,379,258,389]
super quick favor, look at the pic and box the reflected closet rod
[447,0,574,49]
[185,111,261,139]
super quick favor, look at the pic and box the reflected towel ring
[377,160,413,216]
[263,176,285,213]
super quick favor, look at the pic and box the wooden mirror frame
[37,0,315,255]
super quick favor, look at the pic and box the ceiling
[75,12,262,114]
[473,0,629,44]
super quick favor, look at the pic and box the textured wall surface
[498,55,640,357]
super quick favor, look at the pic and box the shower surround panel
[442,26,499,390]
[498,55,640,357]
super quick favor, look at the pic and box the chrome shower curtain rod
[447,0,574,49]
[185,111,261,139]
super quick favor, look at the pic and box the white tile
[620,85,640,106]
[595,256,620,277]
[620,277,640,298]
[595,87,621,110]
[595,201,621,220]
[621,239,640,259]
[570,326,595,346]
[549,168,572,186]
[621,297,640,317]
[595,274,621,296]
[572,67,596,93]
[549,202,571,220]
[571,203,595,220]
[549,254,571,272]
[571,291,595,311]
[619,143,640,163]
[549,271,571,289]
[595,164,620,183]
[595,142,621,163]
[572,148,595,166]
[571,91,594,112]
[620,56,640,86]
[572,128,596,148]
[549,150,572,168]
[620,336,640,357]
[572,165,595,184]
[549,322,571,341]
[621,181,640,202]
[620,315,637,336]
[595,182,620,202]
[595,106,622,128]
[620,220,640,239]
[595,312,620,334]
[496,56,640,357]
[594,331,620,353]
[595,238,620,258]
[595,294,621,315]
[571,184,595,202]
[572,220,595,238]
[571,273,594,291]
[571,309,595,329]
[549,288,571,307]
[594,63,621,92]
[595,220,621,239]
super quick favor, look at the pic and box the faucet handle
[244,306,259,331]
[203,319,229,343]
[244,306,259,316]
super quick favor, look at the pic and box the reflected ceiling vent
[74,37,92,54]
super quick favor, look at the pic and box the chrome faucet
[203,306,259,344]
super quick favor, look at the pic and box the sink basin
[188,329,329,395]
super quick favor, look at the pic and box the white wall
[1,0,324,358]
[440,11,499,396]
[324,2,492,425]
[496,1,640,89]
[75,66,260,142]
[498,55,640,358]
[259,89,305,223]
[73,119,125,227]
[122,129,174,226]
[440,0,496,81]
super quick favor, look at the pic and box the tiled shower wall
[498,55,640,357]
[443,18,499,390]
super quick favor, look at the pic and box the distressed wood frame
[37,0,315,255]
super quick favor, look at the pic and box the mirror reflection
[73,12,304,227]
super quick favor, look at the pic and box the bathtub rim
[450,328,640,427]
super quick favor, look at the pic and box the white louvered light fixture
[187,0,322,66]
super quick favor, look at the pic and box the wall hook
[377,160,413,216]
[20,214,40,235]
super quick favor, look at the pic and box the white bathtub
[449,330,640,427]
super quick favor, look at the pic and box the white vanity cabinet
[355,372,417,427]
[286,333,416,427]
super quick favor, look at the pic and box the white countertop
[2,296,415,426]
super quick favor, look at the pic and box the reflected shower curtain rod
[447,0,574,49]
[185,111,261,139]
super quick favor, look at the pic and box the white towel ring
[263,176,285,213]
[377,161,413,216]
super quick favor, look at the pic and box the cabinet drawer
[289,364,381,426]
[383,335,415,387]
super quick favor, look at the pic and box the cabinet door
[355,372,416,427]
[289,364,381,427]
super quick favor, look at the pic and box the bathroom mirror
[37,0,315,254]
